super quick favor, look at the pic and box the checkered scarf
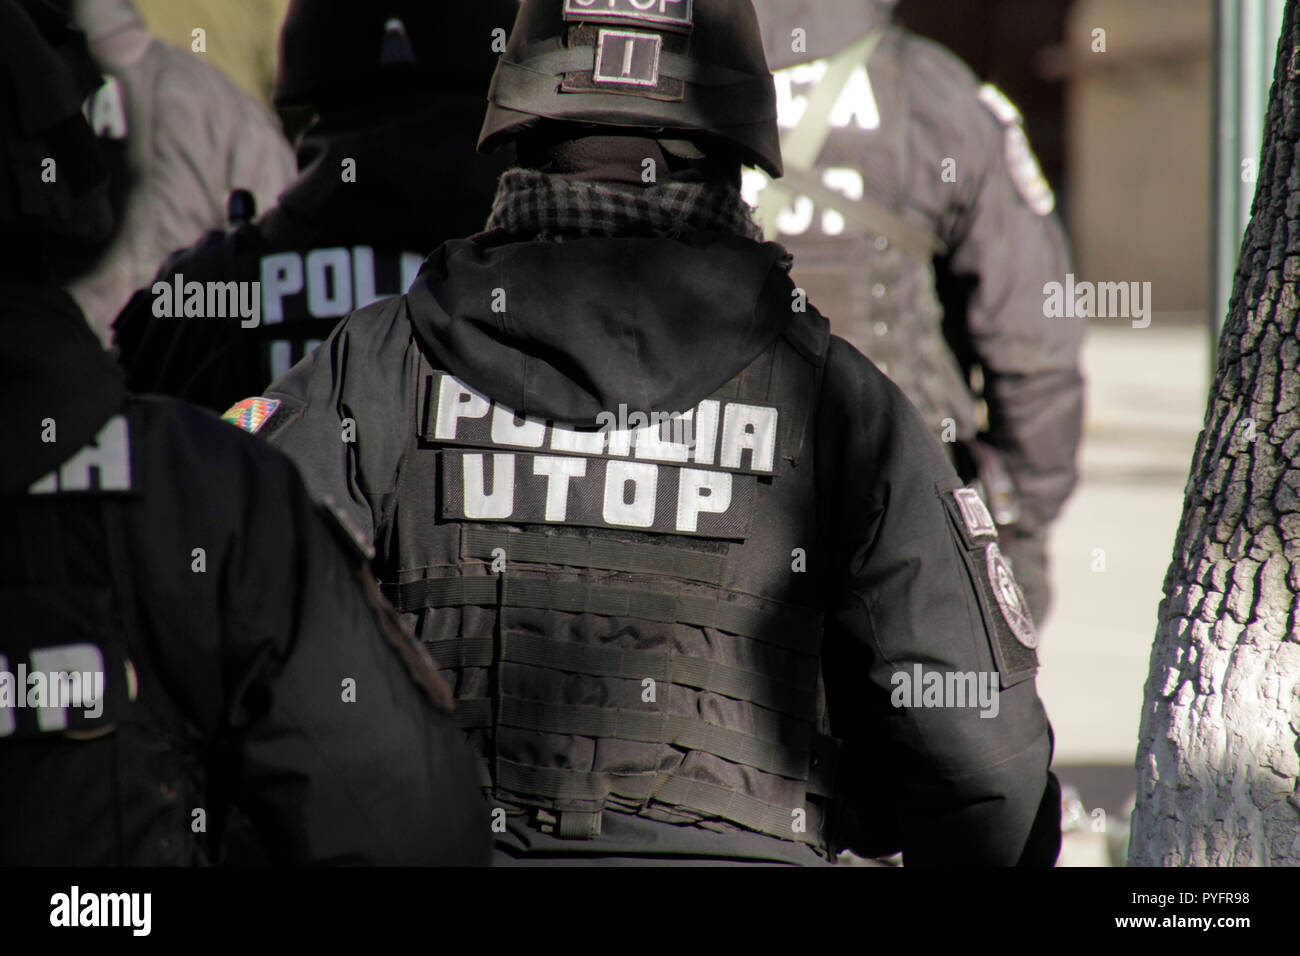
[484,168,764,242]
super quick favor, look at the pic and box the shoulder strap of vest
[772,307,831,470]
[785,28,885,169]
[756,28,881,241]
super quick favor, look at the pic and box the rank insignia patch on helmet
[593,30,663,87]
[222,397,281,434]
[986,542,1037,649]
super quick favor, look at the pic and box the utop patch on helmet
[478,0,784,178]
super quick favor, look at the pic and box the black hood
[1,278,124,495]
[404,235,798,423]
[273,93,510,252]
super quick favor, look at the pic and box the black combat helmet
[274,0,522,110]
[751,0,896,69]
[478,0,783,177]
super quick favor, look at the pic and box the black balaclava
[515,122,743,191]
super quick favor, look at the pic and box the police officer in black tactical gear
[749,0,1084,627]
[0,0,489,866]
[110,0,518,416]
[235,0,1062,866]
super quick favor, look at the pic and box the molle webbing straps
[428,631,818,716]
[491,758,826,844]
[455,695,814,779]
[461,526,725,584]
[386,575,822,655]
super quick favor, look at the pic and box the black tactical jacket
[252,230,1062,866]
[0,277,490,865]
[111,93,508,415]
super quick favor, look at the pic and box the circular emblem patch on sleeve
[221,397,281,434]
[978,83,1056,216]
[985,542,1038,649]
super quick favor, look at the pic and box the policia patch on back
[938,478,1038,687]
[424,371,774,539]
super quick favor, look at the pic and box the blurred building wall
[1065,0,1211,319]
[135,0,288,108]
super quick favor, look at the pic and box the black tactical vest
[379,314,842,848]
[756,26,977,443]
[0,412,205,865]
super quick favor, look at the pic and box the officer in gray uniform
[237,0,1061,866]
[750,0,1084,626]
[0,0,488,867]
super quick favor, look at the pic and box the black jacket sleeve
[133,399,489,865]
[256,295,419,548]
[816,340,1059,865]
[905,35,1084,532]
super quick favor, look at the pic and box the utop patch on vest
[428,373,775,538]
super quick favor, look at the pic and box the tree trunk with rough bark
[1129,1,1300,866]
